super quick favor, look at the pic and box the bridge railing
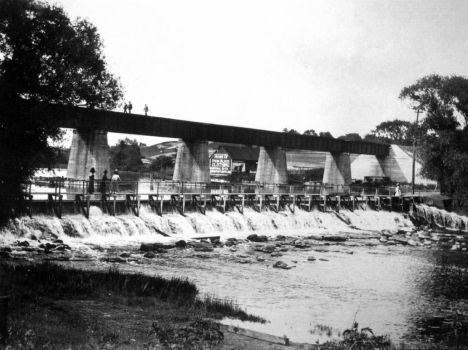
[27,177,438,198]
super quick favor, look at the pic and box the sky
[52,0,468,147]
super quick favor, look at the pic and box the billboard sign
[210,150,232,174]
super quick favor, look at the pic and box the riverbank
[0,262,291,349]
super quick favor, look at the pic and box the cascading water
[1,205,414,246]
[415,204,468,232]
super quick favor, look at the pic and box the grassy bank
[0,262,264,349]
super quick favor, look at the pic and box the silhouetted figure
[88,167,95,194]
[111,169,121,193]
[144,104,149,116]
[100,170,108,194]
[128,102,133,114]
[123,103,128,113]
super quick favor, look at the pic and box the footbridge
[22,101,392,185]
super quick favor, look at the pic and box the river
[1,205,468,345]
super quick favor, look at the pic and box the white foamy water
[0,206,413,248]
[415,204,468,232]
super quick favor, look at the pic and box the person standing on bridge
[111,169,121,193]
[123,103,128,113]
[100,170,108,195]
[395,183,401,197]
[144,104,149,116]
[128,102,133,114]
[88,168,95,194]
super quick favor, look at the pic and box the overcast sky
[53,0,468,146]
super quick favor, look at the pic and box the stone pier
[322,152,351,186]
[255,147,288,184]
[173,140,210,183]
[66,129,110,180]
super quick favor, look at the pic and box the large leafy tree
[110,139,143,173]
[364,119,415,145]
[0,0,123,223]
[400,74,468,207]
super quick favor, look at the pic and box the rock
[237,259,252,264]
[293,240,310,249]
[379,237,388,243]
[306,234,323,241]
[143,252,156,259]
[140,242,174,252]
[275,235,286,241]
[345,251,354,255]
[394,238,408,245]
[307,256,316,261]
[270,252,283,257]
[53,239,64,244]
[229,248,237,252]
[254,244,275,253]
[225,238,238,247]
[291,260,298,263]
[16,240,29,247]
[279,247,290,252]
[175,240,187,248]
[192,241,214,252]
[1,247,12,253]
[247,234,268,242]
[101,257,126,263]
[120,252,131,258]
[385,240,396,245]
[381,229,393,237]
[322,235,347,242]
[319,258,329,261]
[273,261,291,269]
[408,239,418,246]
[256,256,266,262]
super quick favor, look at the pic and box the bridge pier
[322,152,351,190]
[173,140,210,183]
[66,129,110,180]
[255,147,288,184]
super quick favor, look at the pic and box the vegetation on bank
[0,262,264,349]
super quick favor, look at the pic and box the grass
[0,262,265,349]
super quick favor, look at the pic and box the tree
[110,139,143,172]
[150,156,174,172]
[0,0,123,223]
[400,74,468,206]
[318,131,334,138]
[338,133,362,141]
[303,129,317,136]
[282,128,299,134]
[366,119,415,145]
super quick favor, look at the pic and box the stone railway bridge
[23,101,394,185]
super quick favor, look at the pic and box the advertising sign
[210,151,232,174]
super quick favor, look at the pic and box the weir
[23,178,424,219]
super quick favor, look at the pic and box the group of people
[123,102,149,116]
[87,168,121,195]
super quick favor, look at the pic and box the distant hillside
[140,141,178,159]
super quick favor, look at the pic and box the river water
[2,205,468,345]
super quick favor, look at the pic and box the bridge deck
[22,101,390,156]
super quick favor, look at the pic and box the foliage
[319,131,334,138]
[150,155,174,172]
[109,138,143,172]
[338,133,362,141]
[303,129,317,136]
[0,0,123,224]
[400,74,468,204]
[364,119,415,145]
[282,128,299,134]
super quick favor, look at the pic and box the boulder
[1,247,12,253]
[322,235,347,242]
[225,238,238,247]
[143,252,156,259]
[381,229,393,237]
[408,239,418,246]
[192,241,214,252]
[140,242,174,252]
[175,240,187,248]
[293,240,310,249]
[273,261,291,269]
[16,240,29,247]
[270,252,283,257]
[247,234,268,242]
[120,252,131,258]
[256,256,266,262]
[254,244,275,253]
[275,235,286,241]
